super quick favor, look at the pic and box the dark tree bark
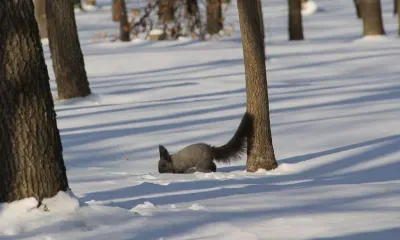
[207,0,223,34]
[288,0,304,40]
[395,0,398,15]
[237,0,278,172]
[158,0,175,23]
[354,0,362,19]
[0,0,69,203]
[112,0,122,22]
[46,0,91,100]
[118,0,130,41]
[257,0,265,40]
[34,0,48,38]
[186,0,201,31]
[359,0,385,36]
[187,0,199,16]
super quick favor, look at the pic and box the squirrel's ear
[159,145,170,161]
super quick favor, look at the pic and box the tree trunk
[158,0,175,23]
[207,0,223,34]
[288,0,304,40]
[119,0,130,41]
[360,0,385,36]
[354,0,362,19]
[237,0,278,172]
[112,0,122,22]
[395,0,398,15]
[0,0,69,203]
[187,0,199,16]
[34,0,48,38]
[46,0,91,100]
[186,0,201,31]
[257,0,265,40]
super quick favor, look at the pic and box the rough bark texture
[354,0,362,18]
[158,0,174,23]
[288,0,304,40]
[257,0,265,40]
[112,0,122,22]
[117,0,130,41]
[0,0,69,203]
[34,0,48,38]
[237,0,278,172]
[207,0,223,34]
[360,0,385,36]
[46,0,91,100]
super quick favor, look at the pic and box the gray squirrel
[158,113,250,173]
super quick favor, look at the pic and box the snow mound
[302,0,318,16]
[130,201,156,216]
[353,35,391,44]
[0,191,136,237]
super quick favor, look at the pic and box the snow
[1,0,400,239]
[302,0,318,16]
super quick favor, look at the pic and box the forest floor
[0,0,399,239]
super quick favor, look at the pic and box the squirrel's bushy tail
[211,112,251,163]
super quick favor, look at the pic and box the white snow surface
[1,0,400,239]
[302,0,319,16]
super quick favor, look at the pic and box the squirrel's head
[158,145,174,173]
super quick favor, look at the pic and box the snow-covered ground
[1,0,400,239]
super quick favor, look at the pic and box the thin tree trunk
[186,0,201,31]
[237,0,278,172]
[360,0,385,36]
[207,0,223,34]
[288,0,304,40]
[34,0,48,38]
[46,0,91,100]
[158,0,174,23]
[257,0,265,40]
[354,0,362,19]
[119,0,130,41]
[0,0,69,203]
[112,0,122,22]
[395,0,398,15]
[187,0,199,16]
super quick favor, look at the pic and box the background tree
[112,0,122,22]
[118,0,130,41]
[354,0,362,18]
[359,0,385,36]
[237,0,278,172]
[0,0,69,203]
[34,0,48,38]
[158,0,175,23]
[46,0,91,100]
[207,0,223,34]
[288,0,304,40]
[186,0,201,30]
